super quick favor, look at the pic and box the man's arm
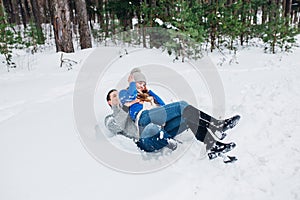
[104,106,138,139]
[104,114,123,135]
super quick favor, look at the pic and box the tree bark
[261,3,267,25]
[2,0,12,23]
[74,0,92,49]
[6,0,15,23]
[96,0,104,29]
[10,0,21,24]
[19,0,30,27]
[30,0,45,43]
[0,0,5,20]
[50,0,74,53]
[104,0,109,38]
[36,0,46,23]
[284,0,292,17]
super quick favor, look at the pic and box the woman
[119,68,241,153]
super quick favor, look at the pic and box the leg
[137,123,169,152]
[138,101,188,127]
[189,123,236,152]
[188,122,216,150]
[182,105,221,130]
[137,123,177,152]
[182,105,240,139]
[139,123,161,138]
[164,116,188,138]
[163,115,216,150]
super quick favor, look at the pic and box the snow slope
[1,37,300,200]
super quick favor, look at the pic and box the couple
[105,68,240,160]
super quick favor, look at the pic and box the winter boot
[166,138,178,151]
[209,141,236,154]
[221,115,241,132]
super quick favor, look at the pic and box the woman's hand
[128,74,134,83]
[124,99,140,107]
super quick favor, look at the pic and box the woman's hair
[137,90,159,104]
[137,92,151,102]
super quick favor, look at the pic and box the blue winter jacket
[119,82,165,121]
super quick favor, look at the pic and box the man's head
[106,89,119,107]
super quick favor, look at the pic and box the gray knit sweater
[104,105,139,140]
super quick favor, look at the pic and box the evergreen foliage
[0,16,22,71]
[24,21,45,53]
[1,0,300,70]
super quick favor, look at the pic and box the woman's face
[136,81,146,92]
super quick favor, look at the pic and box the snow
[1,36,300,199]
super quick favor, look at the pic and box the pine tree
[49,0,74,53]
[0,15,23,71]
[260,1,298,53]
[74,0,92,49]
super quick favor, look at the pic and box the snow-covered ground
[1,36,300,200]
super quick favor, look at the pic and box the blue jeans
[136,101,189,152]
[139,101,189,134]
[137,123,170,152]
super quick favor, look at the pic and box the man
[105,89,139,139]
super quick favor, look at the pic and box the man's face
[108,91,119,106]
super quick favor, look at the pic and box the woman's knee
[178,101,189,111]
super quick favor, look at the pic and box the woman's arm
[119,82,138,105]
[148,90,165,106]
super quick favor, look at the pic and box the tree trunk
[74,0,92,49]
[36,0,47,23]
[19,0,30,27]
[0,0,5,19]
[50,0,74,53]
[44,0,51,23]
[68,0,77,35]
[97,0,104,29]
[261,3,267,25]
[284,0,292,17]
[104,0,109,38]
[11,0,21,24]
[30,0,45,43]
[2,0,12,23]
[2,0,21,24]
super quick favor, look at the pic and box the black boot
[183,105,241,138]
[209,141,236,154]
[221,115,241,132]
[186,120,237,153]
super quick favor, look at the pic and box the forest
[0,0,300,69]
